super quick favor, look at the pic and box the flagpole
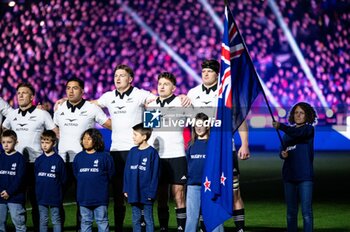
[225,1,284,147]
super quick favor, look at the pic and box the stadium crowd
[0,0,349,119]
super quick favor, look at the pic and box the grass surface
[7,152,350,231]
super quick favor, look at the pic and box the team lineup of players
[0,59,250,232]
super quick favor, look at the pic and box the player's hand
[37,102,52,112]
[54,98,67,112]
[238,144,250,160]
[178,94,191,107]
[272,121,280,129]
[145,99,156,107]
[281,150,288,158]
[37,103,44,110]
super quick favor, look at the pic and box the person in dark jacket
[73,128,115,232]
[273,102,317,232]
[124,123,160,232]
[35,130,67,232]
[0,130,27,232]
[185,113,210,232]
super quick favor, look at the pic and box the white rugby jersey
[147,95,186,159]
[97,86,154,151]
[54,99,109,162]
[3,106,56,162]
[187,84,218,119]
[0,97,13,124]
[188,84,237,151]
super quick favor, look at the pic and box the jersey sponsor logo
[113,111,127,114]
[113,106,127,114]
[38,172,56,178]
[66,118,77,122]
[0,170,16,176]
[79,168,99,172]
[64,118,79,126]
[130,164,146,171]
[17,123,29,131]
[202,101,212,105]
[190,154,206,159]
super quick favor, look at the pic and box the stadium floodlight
[8,1,15,7]
[326,109,334,118]
[278,108,286,118]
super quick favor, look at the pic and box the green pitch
[9,152,350,231]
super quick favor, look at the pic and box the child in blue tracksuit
[273,102,317,232]
[0,130,27,232]
[35,130,67,232]
[123,123,159,232]
[73,128,115,232]
[185,113,210,232]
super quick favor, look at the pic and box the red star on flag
[220,172,227,185]
[204,176,211,192]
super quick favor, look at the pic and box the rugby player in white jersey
[93,65,155,231]
[3,82,58,231]
[54,77,111,231]
[187,60,250,232]
[92,65,191,232]
[147,72,188,232]
[54,77,111,162]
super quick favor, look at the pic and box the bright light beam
[121,4,202,83]
[268,0,330,110]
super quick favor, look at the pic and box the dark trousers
[111,151,129,232]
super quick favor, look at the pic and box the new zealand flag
[201,4,262,231]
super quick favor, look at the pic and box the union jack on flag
[218,5,261,133]
[201,4,262,231]
[218,6,245,110]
